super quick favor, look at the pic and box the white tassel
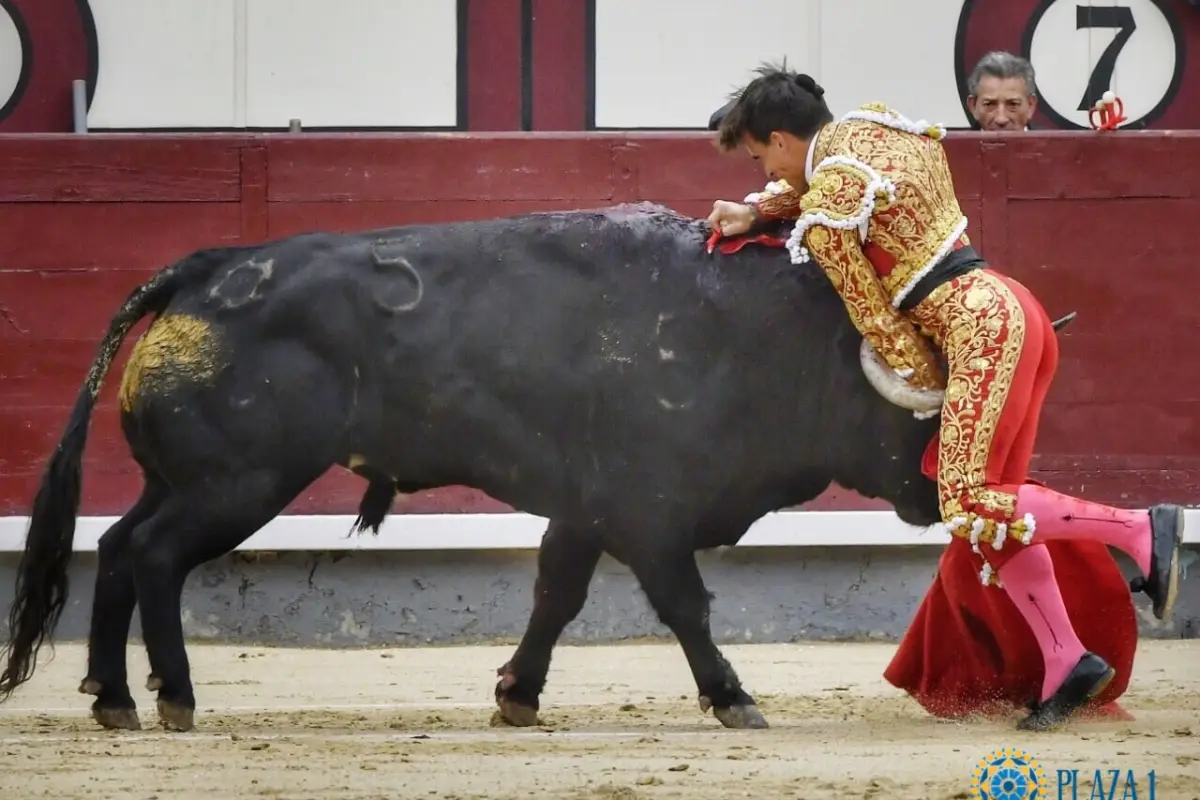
[969,517,985,545]
[1019,513,1036,544]
[969,517,985,555]
[991,522,1007,550]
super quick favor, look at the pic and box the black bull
[0,202,1075,732]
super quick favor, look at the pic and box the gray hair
[967,51,1037,97]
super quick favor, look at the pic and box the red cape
[883,536,1138,721]
[885,442,1138,721]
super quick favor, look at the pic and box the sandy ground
[0,640,1196,800]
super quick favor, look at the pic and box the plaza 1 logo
[1055,767,1159,799]
[969,747,1160,800]
[954,0,1192,129]
[0,0,98,132]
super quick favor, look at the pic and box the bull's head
[861,312,1077,415]
[708,98,737,132]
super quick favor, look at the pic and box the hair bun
[794,73,825,98]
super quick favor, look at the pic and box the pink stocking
[997,544,1087,701]
[1015,484,1151,575]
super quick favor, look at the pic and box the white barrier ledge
[0,509,1197,553]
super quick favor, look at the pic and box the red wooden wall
[1,131,1197,517]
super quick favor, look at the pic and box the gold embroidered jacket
[745,103,971,392]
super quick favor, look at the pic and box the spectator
[966,51,1038,131]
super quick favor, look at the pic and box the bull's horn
[859,339,945,415]
[1050,311,1076,332]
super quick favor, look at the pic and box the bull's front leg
[494,520,602,726]
[629,546,767,729]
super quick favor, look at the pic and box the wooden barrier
[2,131,1199,525]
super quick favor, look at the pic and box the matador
[706,65,1184,731]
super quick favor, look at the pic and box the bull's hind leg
[629,547,767,729]
[128,468,320,732]
[78,475,170,731]
[494,520,602,726]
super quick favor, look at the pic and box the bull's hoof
[493,664,542,727]
[490,704,540,727]
[713,704,769,729]
[80,678,142,730]
[155,698,195,732]
[92,705,142,731]
[493,691,540,727]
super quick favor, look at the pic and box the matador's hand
[706,201,757,238]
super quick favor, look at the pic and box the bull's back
[355,208,846,421]
[124,207,851,436]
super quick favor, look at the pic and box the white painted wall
[592,0,966,129]
[85,0,459,129]
[243,0,458,128]
[87,0,240,128]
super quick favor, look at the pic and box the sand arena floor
[0,640,1196,799]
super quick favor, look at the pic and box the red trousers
[883,270,1137,718]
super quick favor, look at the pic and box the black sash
[897,245,986,311]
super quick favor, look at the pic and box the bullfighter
[705,64,1184,731]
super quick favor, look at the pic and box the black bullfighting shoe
[1128,503,1184,621]
[1017,652,1115,732]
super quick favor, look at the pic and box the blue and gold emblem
[971,747,1047,800]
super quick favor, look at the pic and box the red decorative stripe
[530,0,588,130]
[465,0,523,131]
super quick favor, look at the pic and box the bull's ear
[708,97,737,131]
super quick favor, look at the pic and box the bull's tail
[0,250,227,701]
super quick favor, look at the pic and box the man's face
[741,131,809,191]
[968,76,1036,131]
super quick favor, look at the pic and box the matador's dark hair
[715,60,834,151]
